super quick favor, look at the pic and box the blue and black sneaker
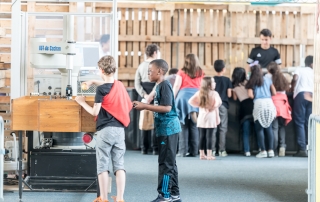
[151,194,172,202]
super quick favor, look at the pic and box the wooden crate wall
[94,3,315,86]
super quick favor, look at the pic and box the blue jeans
[242,120,251,152]
[254,121,274,151]
[293,92,312,150]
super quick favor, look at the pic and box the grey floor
[3,150,308,202]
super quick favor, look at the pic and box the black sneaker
[171,195,182,202]
[151,194,172,202]
[293,150,308,157]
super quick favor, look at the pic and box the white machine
[29,15,102,98]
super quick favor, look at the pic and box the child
[267,62,292,157]
[213,60,232,157]
[133,59,182,202]
[75,56,132,202]
[246,64,276,158]
[188,76,222,160]
[231,67,254,157]
[290,55,313,157]
[166,68,178,87]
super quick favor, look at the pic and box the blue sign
[39,45,61,52]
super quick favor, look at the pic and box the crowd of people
[74,28,314,202]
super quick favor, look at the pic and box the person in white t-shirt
[290,55,313,157]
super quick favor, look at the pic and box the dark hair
[150,59,169,75]
[169,68,178,75]
[98,55,117,75]
[145,44,159,58]
[267,62,289,91]
[100,34,110,45]
[181,54,203,79]
[232,67,246,87]
[305,55,313,67]
[214,60,225,73]
[246,65,263,89]
[260,29,272,37]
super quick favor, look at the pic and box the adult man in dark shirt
[247,29,281,68]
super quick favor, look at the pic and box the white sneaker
[212,151,216,157]
[256,151,267,158]
[268,150,275,158]
[279,147,286,157]
[219,151,228,157]
[244,152,251,157]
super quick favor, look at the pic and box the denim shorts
[95,126,126,175]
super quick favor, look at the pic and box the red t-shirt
[177,70,204,90]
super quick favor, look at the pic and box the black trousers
[157,133,180,198]
[199,128,214,150]
[141,129,158,152]
[178,115,199,156]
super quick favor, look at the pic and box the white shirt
[293,67,314,98]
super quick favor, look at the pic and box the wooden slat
[132,8,139,69]
[192,10,198,57]
[171,9,179,69]
[139,8,146,64]
[0,96,10,103]
[0,37,11,45]
[0,104,10,111]
[0,63,10,69]
[0,47,11,53]
[178,9,185,69]
[204,9,212,68]
[126,8,133,68]
[185,9,191,54]
[119,8,126,68]
[163,36,313,45]
[0,112,11,120]
[0,54,10,63]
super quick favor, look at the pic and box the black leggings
[199,128,214,150]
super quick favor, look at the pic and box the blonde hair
[199,76,214,108]
[98,55,117,75]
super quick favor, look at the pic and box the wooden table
[11,96,96,201]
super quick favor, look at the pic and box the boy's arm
[173,75,182,98]
[227,88,232,98]
[232,90,238,101]
[270,84,276,96]
[75,96,101,116]
[188,92,200,107]
[290,74,298,92]
[247,89,254,99]
[83,80,105,87]
[133,101,171,113]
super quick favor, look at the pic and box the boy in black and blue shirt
[133,59,182,202]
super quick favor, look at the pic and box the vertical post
[311,1,320,202]
[0,117,4,202]
[19,131,22,201]
[112,0,118,79]
[11,0,22,99]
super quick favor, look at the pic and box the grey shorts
[96,126,126,175]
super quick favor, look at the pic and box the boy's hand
[75,96,86,105]
[82,81,93,88]
[133,101,146,110]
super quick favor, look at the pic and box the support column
[312,1,320,202]
[10,0,22,99]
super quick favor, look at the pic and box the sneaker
[244,152,251,157]
[268,150,275,158]
[279,147,286,157]
[141,149,147,155]
[171,195,181,202]
[93,197,109,202]
[219,151,228,157]
[293,150,308,157]
[151,194,172,202]
[153,150,159,155]
[212,151,216,157]
[256,151,267,158]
